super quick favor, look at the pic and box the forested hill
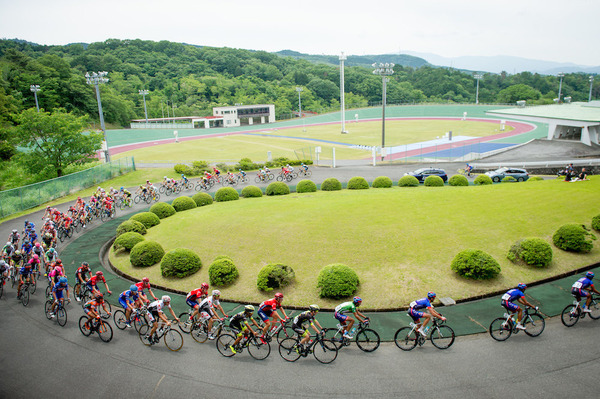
[0,38,597,129]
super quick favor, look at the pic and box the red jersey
[88,275,106,286]
[135,281,150,292]
[259,298,281,312]
[186,288,206,301]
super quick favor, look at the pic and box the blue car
[485,167,529,182]
[404,168,448,183]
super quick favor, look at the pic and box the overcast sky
[1,0,598,66]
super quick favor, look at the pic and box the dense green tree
[498,84,541,104]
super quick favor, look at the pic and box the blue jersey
[572,277,593,291]
[409,298,432,310]
[21,243,32,254]
[119,290,139,302]
[52,282,69,294]
[501,289,524,302]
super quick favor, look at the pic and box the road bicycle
[119,196,133,210]
[297,168,312,178]
[114,306,149,332]
[0,275,5,299]
[235,173,249,184]
[489,306,545,341]
[394,317,455,351]
[216,331,271,360]
[44,298,69,326]
[79,287,112,317]
[221,176,238,187]
[278,332,338,364]
[79,316,113,342]
[99,206,116,222]
[190,317,228,343]
[561,294,600,327]
[138,321,184,351]
[276,172,293,182]
[253,313,296,344]
[16,280,34,306]
[323,319,380,352]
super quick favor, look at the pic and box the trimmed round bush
[160,248,202,278]
[474,174,493,185]
[553,224,596,253]
[398,175,419,187]
[320,177,342,191]
[347,176,369,190]
[266,182,290,196]
[113,232,145,252]
[372,176,393,188]
[451,249,501,280]
[592,214,600,232]
[130,240,165,268]
[172,196,197,211]
[317,263,360,299]
[116,220,146,236]
[150,202,176,219]
[502,176,517,183]
[448,175,469,186]
[209,256,239,286]
[256,263,295,292]
[296,179,317,193]
[130,212,161,228]
[424,175,444,187]
[192,192,213,207]
[528,176,544,181]
[215,187,240,202]
[507,238,553,268]
[241,185,263,198]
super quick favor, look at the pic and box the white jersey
[148,299,171,312]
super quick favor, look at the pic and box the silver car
[485,167,529,182]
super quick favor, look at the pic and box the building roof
[213,104,273,110]
[486,102,600,123]
[131,116,223,122]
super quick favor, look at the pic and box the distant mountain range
[274,50,430,69]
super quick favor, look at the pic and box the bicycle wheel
[113,310,128,330]
[561,305,580,327]
[138,324,153,346]
[134,195,141,204]
[355,328,380,352]
[276,324,296,344]
[57,307,67,326]
[133,315,148,333]
[178,312,193,333]
[45,285,52,298]
[0,279,3,299]
[191,322,209,343]
[278,338,301,362]
[73,283,81,300]
[21,286,30,306]
[97,321,114,342]
[322,328,344,349]
[30,279,37,294]
[248,337,271,360]
[216,333,237,357]
[489,318,512,341]
[523,313,545,337]
[163,329,183,351]
[313,339,338,364]
[79,316,92,336]
[394,327,418,350]
[430,325,455,349]
[44,300,53,319]
[305,170,312,177]
[589,298,600,320]
[99,301,112,318]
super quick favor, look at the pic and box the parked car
[485,167,529,182]
[404,168,448,183]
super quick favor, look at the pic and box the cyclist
[86,270,112,297]
[8,229,20,246]
[198,289,228,339]
[185,283,209,321]
[258,292,288,337]
[181,174,189,185]
[228,305,262,354]
[21,239,33,261]
[44,248,58,274]
[74,262,92,301]
[118,285,143,328]
[408,292,446,336]
[2,241,14,260]
[120,187,132,206]
[49,277,70,318]
[42,232,55,249]
[212,166,221,178]
[334,296,368,339]
[10,250,23,271]
[292,304,323,352]
[571,271,599,313]
[145,295,180,344]
[48,261,65,285]
[16,256,35,298]
[0,260,9,284]
[135,277,159,304]
[465,163,473,177]
[28,254,41,279]
[83,294,111,329]
[501,283,537,330]
[32,243,44,262]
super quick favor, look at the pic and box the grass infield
[109,176,600,309]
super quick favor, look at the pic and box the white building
[130,116,224,129]
[213,104,276,127]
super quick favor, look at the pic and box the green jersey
[335,301,356,314]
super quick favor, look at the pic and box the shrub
[553,224,596,253]
[266,182,290,196]
[209,256,239,286]
[174,164,193,175]
[241,185,263,198]
[320,177,342,191]
[172,196,198,211]
[235,157,264,171]
[317,263,360,299]
[130,212,161,228]
[192,192,213,207]
[130,240,165,268]
[116,220,146,236]
[372,176,393,188]
[347,176,369,190]
[113,232,145,252]
[296,179,317,193]
[593,214,600,232]
[398,175,420,187]
[502,176,517,183]
[424,175,444,187]
[161,248,202,278]
[451,249,501,280]
[474,174,493,185]
[150,202,177,219]
[528,176,544,181]
[448,175,469,186]
[215,187,240,202]
[256,263,296,292]
[507,238,553,268]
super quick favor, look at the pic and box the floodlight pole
[139,89,149,125]
[474,74,483,104]
[557,73,565,103]
[296,87,305,132]
[589,76,594,102]
[30,85,41,112]
[85,71,110,162]
[372,62,395,161]
[339,52,347,133]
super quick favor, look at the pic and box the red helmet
[96,271,103,276]
[55,259,62,264]
[275,292,284,300]
[201,282,209,290]
[35,243,41,247]
[33,254,39,259]
[142,277,149,283]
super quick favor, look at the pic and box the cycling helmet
[142,277,150,283]
[35,243,41,247]
[15,250,20,255]
[212,290,221,297]
[517,283,527,291]
[96,294,104,303]
[23,240,29,245]
[12,229,17,233]
[33,254,38,260]
[586,271,594,279]
[244,305,255,313]
[6,241,10,246]
[96,271,103,276]
[49,248,55,253]
[181,174,185,177]
[59,277,68,285]
[162,295,171,302]
[24,219,28,224]
[129,285,138,292]
[82,261,89,267]
[120,187,124,190]
[274,292,284,300]
[353,296,362,305]
[55,259,62,264]
[309,304,320,312]
[0,260,6,266]
[201,282,209,290]
[427,291,436,299]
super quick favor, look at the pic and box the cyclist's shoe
[515,323,526,330]
[229,345,237,354]
[582,307,592,313]
[49,312,56,319]
[125,322,132,328]
[75,296,81,302]
[208,333,215,340]
[417,328,426,337]
[259,336,268,345]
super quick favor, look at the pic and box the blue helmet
[129,285,138,292]
[59,277,68,285]
[353,296,362,305]
[120,187,124,190]
[517,283,527,291]
[586,271,594,279]
[427,291,436,299]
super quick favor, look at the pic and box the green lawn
[109,177,600,309]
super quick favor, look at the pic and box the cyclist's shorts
[571,288,589,298]
[257,309,273,321]
[19,267,32,276]
[200,310,212,320]
[186,298,199,308]
[334,311,348,323]
[86,283,99,291]
[83,307,96,316]
[54,290,65,299]
[408,308,424,322]
[501,300,519,312]
[292,325,307,336]
[119,298,132,310]
[229,321,244,333]
[148,310,159,322]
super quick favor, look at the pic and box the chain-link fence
[0,157,135,218]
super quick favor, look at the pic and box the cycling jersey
[572,277,594,297]
[52,282,69,298]
[409,298,432,311]
[229,311,249,331]
[11,253,23,264]
[2,244,14,256]
[292,310,315,328]
[135,281,151,293]
[75,266,90,278]
[84,299,101,309]
[334,302,357,314]
[118,290,139,309]
[86,275,106,288]
[33,247,44,257]
[198,295,219,314]
[259,298,281,313]
[186,288,205,302]
[501,289,524,303]
[148,299,170,313]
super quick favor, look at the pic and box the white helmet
[162,295,171,302]
[212,290,221,297]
